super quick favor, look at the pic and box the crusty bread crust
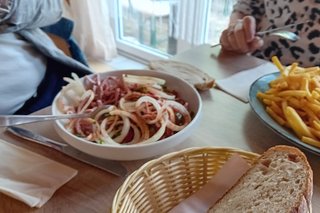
[209,145,313,213]
[267,146,313,213]
[149,60,215,91]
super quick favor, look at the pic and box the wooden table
[0,44,319,212]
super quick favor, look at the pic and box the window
[208,0,236,44]
[111,0,235,63]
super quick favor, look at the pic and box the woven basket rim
[112,146,260,212]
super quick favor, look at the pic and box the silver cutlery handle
[0,113,88,127]
[6,126,128,177]
[256,20,310,36]
[6,126,67,150]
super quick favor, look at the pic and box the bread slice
[209,145,313,213]
[148,60,215,91]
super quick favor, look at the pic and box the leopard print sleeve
[233,0,266,26]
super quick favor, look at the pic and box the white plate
[249,72,320,156]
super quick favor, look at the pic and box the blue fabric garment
[41,17,89,66]
[15,58,89,115]
[13,28,93,115]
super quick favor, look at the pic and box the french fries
[257,56,320,148]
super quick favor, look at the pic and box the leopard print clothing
[234,0,320,66]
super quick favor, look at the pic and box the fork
[211,20,310,47]
[0,105,112,127]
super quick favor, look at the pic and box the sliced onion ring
[146,86,176,100]
[110,110,150,140]
[164,100,191,131]
[140,112,168,144]
[135,96,162,124]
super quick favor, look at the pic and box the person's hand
[220,16,264,54]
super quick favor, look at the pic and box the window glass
[113,0,235,61]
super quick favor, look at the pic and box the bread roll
[149,60,215,91]
[209,145,313,213]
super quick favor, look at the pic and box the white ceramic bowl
[52,70,202,161]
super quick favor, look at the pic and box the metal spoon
[0,105,112,127]
[211,20,310,47]
[264,30,299,41]
[211,30,299,48]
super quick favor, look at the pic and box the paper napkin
[169,154,251,213]
[0,139,77,208]
[215,62,279,102]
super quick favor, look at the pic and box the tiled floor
[88,55,147,73]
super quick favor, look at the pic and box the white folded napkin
[169,154,251,213]
[0,139,77,208]
[216,62,279,102]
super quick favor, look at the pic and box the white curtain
[170,0,212,46]
[64,0,117,61]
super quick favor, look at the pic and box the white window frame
[109,0,222,64]
[111,0,171,64]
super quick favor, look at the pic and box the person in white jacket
[0,0,92,114]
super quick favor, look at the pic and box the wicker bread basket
[111,147,260,213]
